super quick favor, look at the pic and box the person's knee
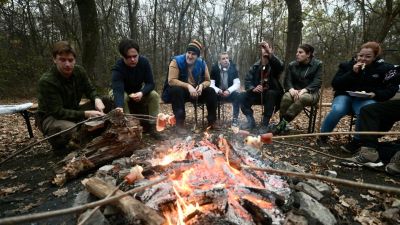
[147,90,160,103]
[169,86,185,97]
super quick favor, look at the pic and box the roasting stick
[241,164,400,195]
[272,131,400,139]
[0,175,169,225]
[0,115,107,166]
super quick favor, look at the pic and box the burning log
[53,111,143,186]
[136,136,290,225]
[82,177,165,225]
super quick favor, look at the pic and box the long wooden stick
[242,165,400,195]
[273,131,400,140]
[0,116,106,166]
[0,176,168,225]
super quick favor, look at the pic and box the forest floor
[0,89,399,225]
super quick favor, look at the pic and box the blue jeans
[321,95,376,136]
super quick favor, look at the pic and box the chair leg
[20,110,34,138]
[194,102,198,127]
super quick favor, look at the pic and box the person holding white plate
[319,41,398,153]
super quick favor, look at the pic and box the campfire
[112,133,291,225]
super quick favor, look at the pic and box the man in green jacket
[37,41,106,151]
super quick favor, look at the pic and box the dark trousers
[359,99,400,161]
[169,86,217,126]
[241,89,282,125]
[39,97,113,150]
[218,91,242,119]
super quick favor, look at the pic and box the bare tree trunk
[152,0,158,86]
[75,0,100,81]
[175,0,193,54]
[127,0,139,40]
[284,0,302,66]
[375,0,399,43]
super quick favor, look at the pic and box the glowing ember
[141,135,289,224]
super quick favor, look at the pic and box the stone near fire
[284,211,308,225]
[305,179,333,196]
[382,207,400,224]
[295,182,324,201]
[77,209,110,225]
[293,192,337,225]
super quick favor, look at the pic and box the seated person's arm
[111,70,126,111]
[199,64,211,88]
[168,60,191,89]
[227,78,240,94]
[304,62,323,93]
[210,79,221,94]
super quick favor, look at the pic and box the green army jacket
[37,65,99,121]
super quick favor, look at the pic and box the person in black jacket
[210,52,241,126]
[273,44,322,134]
[241,41,284,133]
[111,39,162,139]
[319,42,398,152]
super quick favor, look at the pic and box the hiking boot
[340,139,362,154]
[241,115,256,130]
[346,147,383,167]
[271,119,288,135]
[385,151,400,175]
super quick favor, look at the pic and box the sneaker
[340,139,362,154]
[346,147,383,167]
[385,151,400,175]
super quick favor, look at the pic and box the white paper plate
[346,91,373,98]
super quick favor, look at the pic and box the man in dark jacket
[210,52,241,126]
[241,41,284,133]
[37,41,106,151]
[112,39,162,138]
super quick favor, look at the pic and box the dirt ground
[1,91,399,225]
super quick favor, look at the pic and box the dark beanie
[186,39,202,56]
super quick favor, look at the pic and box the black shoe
[149,129,167,140]
[258,125,270,134]
[316,136,330,150]
[340,139,362,154]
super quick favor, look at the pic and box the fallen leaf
[53,188,68,197]
[360,194,375,201]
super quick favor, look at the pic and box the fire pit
[79,132,337,225]
[138,134,291,225]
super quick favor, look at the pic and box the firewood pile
[53,111,144,186]
[76,133,338,225]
